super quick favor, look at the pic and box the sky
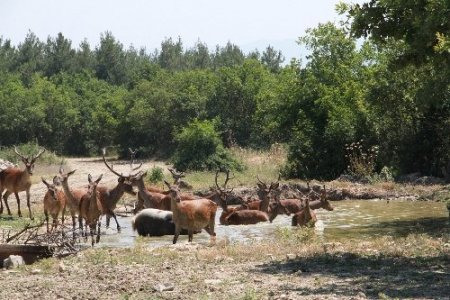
[0,0,359,61]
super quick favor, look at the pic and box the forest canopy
[1,0,449,180]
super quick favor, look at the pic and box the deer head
[14,146,45,175]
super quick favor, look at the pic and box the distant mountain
[240,39,309,64]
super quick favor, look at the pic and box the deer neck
[109,183,125,203]
[61,179,79,204]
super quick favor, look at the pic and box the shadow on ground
[253,243,449,299]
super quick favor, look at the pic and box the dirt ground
[0,158,449,300]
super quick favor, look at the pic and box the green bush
[147,166,164,183]
[0,142,62,165]
[172,119,243,171]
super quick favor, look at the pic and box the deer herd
[0,147,334,247]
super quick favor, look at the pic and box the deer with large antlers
[0,147,45,219]
[99,148,139,231]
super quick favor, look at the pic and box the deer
[168,167,192,190]
[0,147,45,219]
[41,176,66,233]
[268,186,334,223]
[237,176,279,212]
[99,148,140,231]
[58,167,86,237]
[79,174,103,246]
[292,197,317,227]
[130,171,197,213]
[164,181,217,244]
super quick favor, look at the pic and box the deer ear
[88,174,93,183]
[41,177,50,187]
[96,174,103,183]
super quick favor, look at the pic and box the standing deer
[41,176,66,233]
[0,147,45,219]
[99,148,139,231]
[79,174,103,246]
[165,181,217,244]
[241,176,279,212]
[58,167,86,237]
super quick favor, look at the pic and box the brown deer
[79,174,103,246]
[268,186,333,223]
[292,197,317,227]
[41,176,66,233]
[165,181,217,244]
[0,147,45,219]
[130,171,197,213]
[99,148,139,231]
[58,167,86,236]
[238,176,279,212]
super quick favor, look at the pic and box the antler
[32,148,45,162]
[102,148,124,178]
[215,169,235,193]
[13,146,28,161]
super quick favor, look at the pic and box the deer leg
[3,191,12,215]
[0,188,4,214]
[14,192,22,217]
[26,188,33,220]
[188,230,193,242]
[90,224,95,247]
[109,212,121,232]
[44,210,50,233]
[173,226,181,244]
[96,220,101,244]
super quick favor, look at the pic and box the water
[98,200,449,248]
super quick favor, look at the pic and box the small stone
[154,283,175,292]
[59,262,66,272]
[286,253,296,260]
[31,269,42,274]
[204,279,222,285]
[3,255,25,269]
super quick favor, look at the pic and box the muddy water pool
[99,199,449,248]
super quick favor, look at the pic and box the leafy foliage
[172,119,242,171]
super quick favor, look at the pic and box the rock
[3,255,25,269]
[204,279,222,285]
[153,283,175,292]
[31,269,42,274]
[59,262,66,272]
[286,253,296,260]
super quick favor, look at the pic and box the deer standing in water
[99,148,140,231]
[0,147,45,219]
[165,181,217,244]
[292,197,317,227]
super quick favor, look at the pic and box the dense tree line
[1,0,449,180]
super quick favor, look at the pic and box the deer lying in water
[165,181,217,244]
[268,186,334,223]
[131,208,200,236]
[0,147,45,219]
[79,174,103,246]
[41,176,66,233]
[292,197,317,227]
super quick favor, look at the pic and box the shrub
[147,166,164,183]
[0,142,62,165]
[172,119,243,171]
